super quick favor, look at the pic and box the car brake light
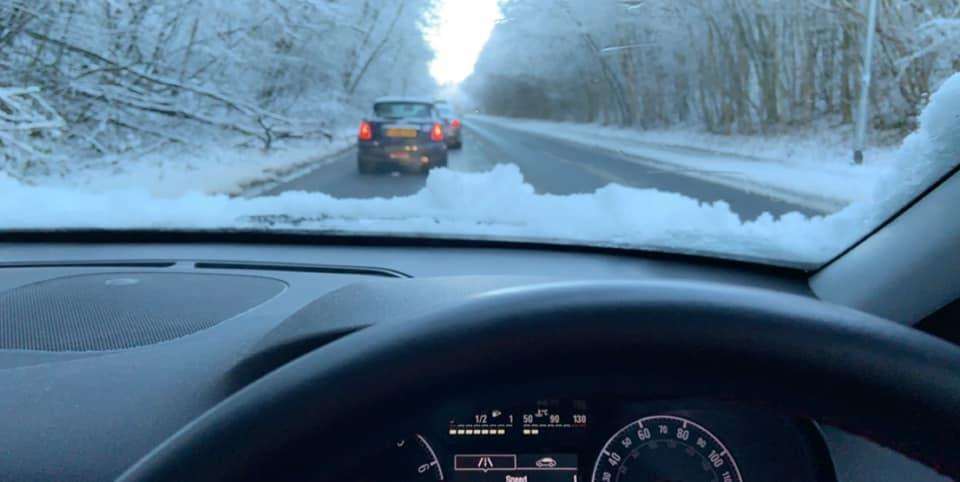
[358,121,373,141]
[451,119,461,128]
[430,123,444,142]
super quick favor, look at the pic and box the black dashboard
[345,399,834,482]
[0,240,954,482]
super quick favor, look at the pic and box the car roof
[373,96,434,105]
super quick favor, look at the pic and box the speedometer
[591,415,742,482]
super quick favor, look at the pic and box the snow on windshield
[1,1,958,267]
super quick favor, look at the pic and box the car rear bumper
[444,127,462,145]
[358,142,447,170]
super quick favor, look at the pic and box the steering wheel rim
[118,280,960,480]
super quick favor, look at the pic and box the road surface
[264,120,820,220]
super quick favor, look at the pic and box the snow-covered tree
[0,0,438,172]
[465,0,959,136]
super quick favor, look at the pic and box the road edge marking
[238,143,357,198]
[467,116,846,214]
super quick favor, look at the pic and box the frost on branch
[0,0,436,172]
[465,0,960,137]
[0,86,65,177]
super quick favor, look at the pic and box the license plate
[386,128,417,138]
[389,151,410,159]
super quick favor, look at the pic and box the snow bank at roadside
[469,115,900,208]
[3,74,959,266]
[24,131,354,197]
[476,116,900,168]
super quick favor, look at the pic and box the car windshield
[375,102,433,119]
[2,1,959,268]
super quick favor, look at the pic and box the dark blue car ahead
[357,97,449,174]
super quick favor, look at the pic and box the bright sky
[426,0,502,85]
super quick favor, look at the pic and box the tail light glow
[358,121,373,141]
[451,119,461,128]
[430,123,444,142]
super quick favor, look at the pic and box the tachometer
[591,415,742,482]
[390,434,445,482]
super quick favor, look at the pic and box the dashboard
[0,241,953,481]
[348,399,835,482]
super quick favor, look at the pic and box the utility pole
[853,0,879,164]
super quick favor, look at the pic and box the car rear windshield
[374,102,432,119]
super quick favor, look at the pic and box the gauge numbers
[395,434,444,482]
[592,415,742,482]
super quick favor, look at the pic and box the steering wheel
[118,281,960,480]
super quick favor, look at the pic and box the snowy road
[265,121,820,220]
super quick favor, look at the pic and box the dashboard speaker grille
[0,272,285,352]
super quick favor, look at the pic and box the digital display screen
[453,453,578,482]
[447,400,589,437]
[443,401,587,482]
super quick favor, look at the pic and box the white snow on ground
[2,74,959,267]
[467,115,900,210]
[19,129,355,198]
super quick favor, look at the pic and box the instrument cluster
[359,399,836,482]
